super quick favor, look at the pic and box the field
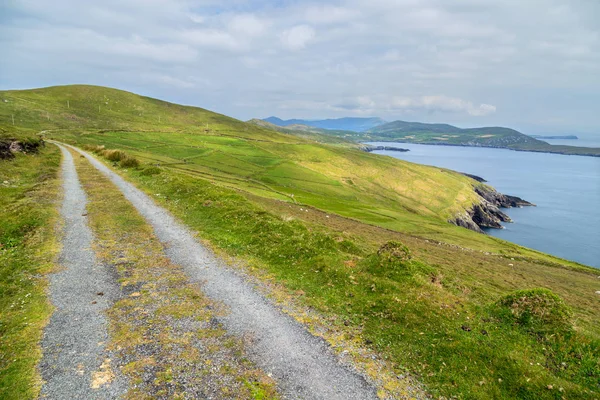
[1,85,598,398]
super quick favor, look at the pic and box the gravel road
[39,145,126,399]
[70,144,378,400]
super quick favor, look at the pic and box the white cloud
[228,14,267,37]
[180,29,239,50]
[1,0,599,129]
[304,5,358,25]
[280,25,316,50]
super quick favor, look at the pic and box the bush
[119,156,140,169]
[102,149,127,162]
[494,288,573,337]
[140,166,162,176]
[83,144,105,153]
[377,240,412,261]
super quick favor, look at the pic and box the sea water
[368,142,600,268]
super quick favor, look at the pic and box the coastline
[362,140,600,157]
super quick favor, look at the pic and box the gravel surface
[39,144,127,399]
[71,144,379,400]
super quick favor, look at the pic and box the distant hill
[263,116,386,132]
[275,118,600,157]
[366,120,543,148]
[247,118,360,148]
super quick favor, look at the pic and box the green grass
[84,152,599,399]
[1,85,599,398]
[72,148,279,399]
[0,145,61,399]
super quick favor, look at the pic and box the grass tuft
[494,288,573,337]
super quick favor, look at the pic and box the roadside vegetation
[0,144,61,399]
[1,85,598,398]
[80,145,599,398]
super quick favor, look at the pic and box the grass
[1,84,598,398]
[0,145,61,399]
[72,148,279,399]
[81,148,599,398]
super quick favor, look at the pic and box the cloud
[333,95,496,116]
[280,25,316,50]
[228,14,267,37]
[304,5,358,25]
[0,0,598,129]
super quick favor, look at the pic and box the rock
[475,186,535,208]
[460,172,487,182]
[451,185,535,233]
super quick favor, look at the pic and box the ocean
[368,142,600,268]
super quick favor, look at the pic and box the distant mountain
[366,120,543,148]
[263,117,386,132]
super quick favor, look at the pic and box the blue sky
[1,0,599,134]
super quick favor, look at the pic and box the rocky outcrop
[459,172,487,182]
[451,185,535,233]
[474,186,535,208]
[0,138,43,159]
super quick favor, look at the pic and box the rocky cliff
[452,185,535,233]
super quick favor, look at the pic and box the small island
[362,145,409,153]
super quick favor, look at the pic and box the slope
[1,84,599,399]
[2,85,499,240]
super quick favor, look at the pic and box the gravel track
[39,145,126,399]
[70,144,378,400]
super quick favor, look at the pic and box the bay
[367,142,600,268]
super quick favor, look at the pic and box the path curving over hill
[66,143,378,400]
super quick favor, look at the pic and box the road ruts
[39,144,126,399]
[69,143,379,400]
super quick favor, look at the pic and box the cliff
[452,185,535,233]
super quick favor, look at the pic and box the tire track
[39,145,126,399]
[68,143,378,400]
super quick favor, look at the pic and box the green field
[1,85,598,399]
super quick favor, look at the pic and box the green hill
[274,117,600,156]
[1,85,598,399]
[367,120,547,147]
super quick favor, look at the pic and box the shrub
[140,166,162,176]
[102,149,127,162]
[119,156,140,169]
[83,144,105,153]
[377,240,412,261]
[494,288,573,337]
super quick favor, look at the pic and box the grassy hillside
[369,121,543,147]
[1,85,598,398]
[247,118,360,148]
[1,85,496,242]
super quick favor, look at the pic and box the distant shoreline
[530,135,578,140]
[363,140,600,158]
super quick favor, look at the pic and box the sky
[1,0,599,134]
